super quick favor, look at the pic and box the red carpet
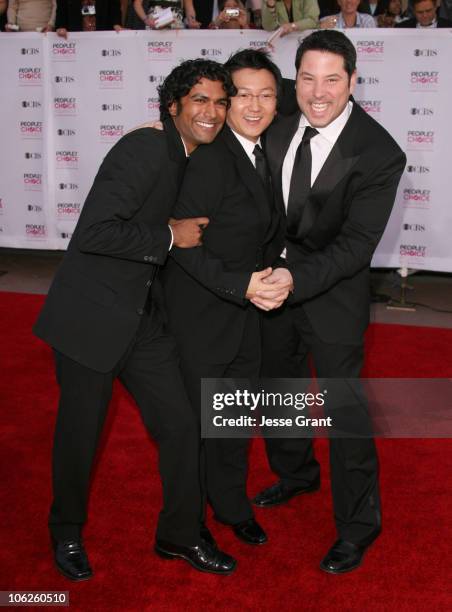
[0,291,451,611]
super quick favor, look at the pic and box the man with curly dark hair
[34,59,237,580]
[158,57,236,121]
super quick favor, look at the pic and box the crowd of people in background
[0,0,451,33]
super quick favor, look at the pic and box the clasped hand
[246,267,293,311]
[169,217,209,248]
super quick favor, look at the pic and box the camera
[225,8,240,17]
[81,5,96,16]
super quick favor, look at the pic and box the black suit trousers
[261,305,381,547]
[179,309,261,525]
[49,305,202,547]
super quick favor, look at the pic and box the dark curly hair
[158,59,236,120]
[295,31,357,80]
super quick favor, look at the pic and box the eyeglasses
[235,92,277,104]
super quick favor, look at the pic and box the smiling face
[226,68,277,143]
[296,50,356,128]
[413,0,436,25]
[169,78,228,153]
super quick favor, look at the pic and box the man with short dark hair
[395,0,452,26]
[251,31,406,574]
[161,49,289,547]
[34,59,237,580]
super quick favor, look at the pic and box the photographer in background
[184,0,261,28]
[55,0,123,37]
[210,0,250,28]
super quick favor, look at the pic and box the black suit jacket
[395,16,452,26]
[266,102,406,344]
[55,0,122,30]
[161,126,284,363]
[34,120,186,372]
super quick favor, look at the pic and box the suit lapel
[292,104,362,241]
[311,103,362,199]
[266,111,301,179]
[298,148,359,242]
[221,126,272,233]
[163,117,188,190]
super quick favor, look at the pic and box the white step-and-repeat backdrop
[0,29,451,272]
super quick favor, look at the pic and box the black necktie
[286,126,318,240]
[253,144,271,191]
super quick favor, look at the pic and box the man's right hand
[169,217,209,248]
[246,268,273,299]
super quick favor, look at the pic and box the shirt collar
[298,100,352,146]
[230,128,262,158]
[416,18,437,27]
[180,138,189,157]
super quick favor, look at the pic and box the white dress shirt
[280,101,352,257]
[231,128,263,168]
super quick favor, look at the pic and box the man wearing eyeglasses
[160,49,290,548]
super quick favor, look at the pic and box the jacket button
[145,280,152,288]
[144,256,149,262]
[136,308,144,316]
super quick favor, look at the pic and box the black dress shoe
[320,539,365,574]
[155,539,236,575]
[232,519,267,545]
[200,523,217,548]
[53,539,93,581]
[252,479,320,508]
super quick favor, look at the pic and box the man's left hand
[250,267,294,311]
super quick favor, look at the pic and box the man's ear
[168,101,178,117]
